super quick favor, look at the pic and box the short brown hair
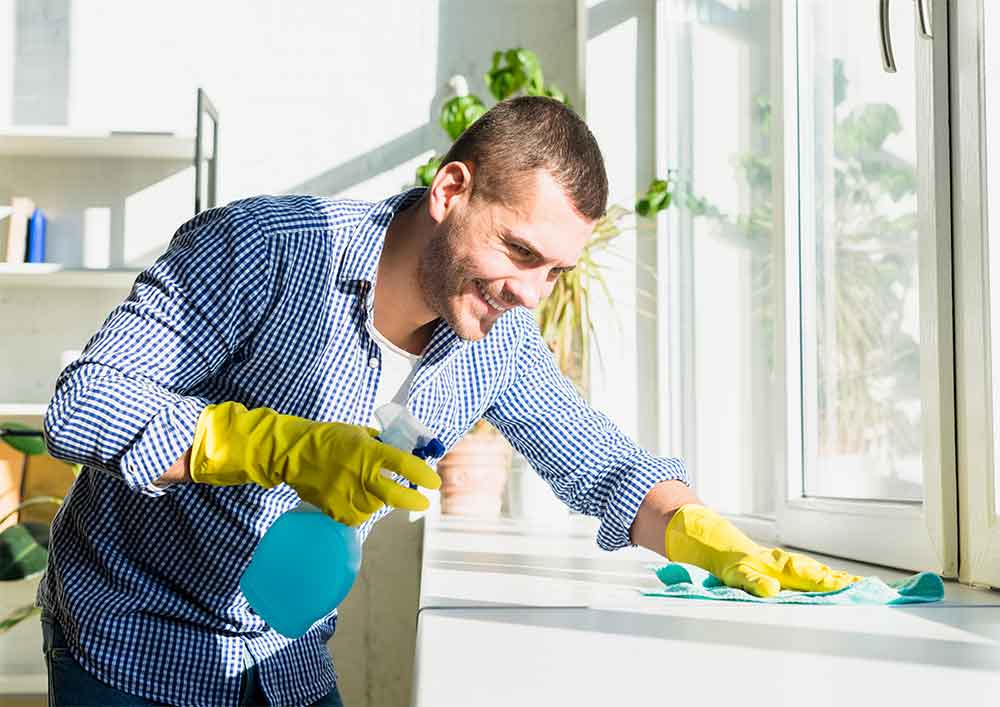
[439,96,608,221]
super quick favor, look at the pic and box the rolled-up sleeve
[485,309,689,551]
[44,205,275,495]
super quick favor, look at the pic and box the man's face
[417,169,594,341]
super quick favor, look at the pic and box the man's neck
[373,198,437,356]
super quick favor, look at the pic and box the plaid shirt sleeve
[43,204,275,495]
[485,308,689,551]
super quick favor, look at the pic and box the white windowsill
[414,512,1000,706]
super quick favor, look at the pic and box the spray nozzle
[374,402,444,459]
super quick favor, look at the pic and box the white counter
[413,514,1000,706]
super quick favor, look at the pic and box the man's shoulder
[225,194,374,236]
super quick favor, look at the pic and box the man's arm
[642,486,862,597]
[628,479,702,556]
[155,448,192,486]
[43,205,274,494]
[484,309,690,552]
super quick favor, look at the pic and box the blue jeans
[41,612,344,706]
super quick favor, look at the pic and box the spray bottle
[240,402,443,638]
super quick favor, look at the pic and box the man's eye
[510,243,533,258]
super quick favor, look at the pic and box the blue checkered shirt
[38,188,689,706]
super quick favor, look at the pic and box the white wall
[583,0,660,452]
[0,0,581,398]
[0,2,580,705]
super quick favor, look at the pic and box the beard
[416,210,497,341]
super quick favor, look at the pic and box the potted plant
[423,49,673,516]
[0,423,78,635]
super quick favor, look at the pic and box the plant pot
[0,574,45,693]
[505,452,569,525]
[436,424,512,517]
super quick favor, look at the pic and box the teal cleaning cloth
[644,563,944,605]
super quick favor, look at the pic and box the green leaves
[426,46,574,190]
[485,49,545,101]
[835,103,902,157]
[440,94,487,141]
[0,604,39,634]
[635,179,673,218]
[543,83,570,106]
[535,204,643,383]
[0,423,65,634]
[0,522,49,581]
[0,422,46,456]
[415,155,443,187]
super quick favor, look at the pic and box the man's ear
[427,161,473,224]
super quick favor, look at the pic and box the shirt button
[368,356,379,369]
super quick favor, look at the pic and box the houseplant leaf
[0,521,49,580]
[0,604,39,634]
[416,155,442,187]
[543,83,570,106]
[0,422,46,456]
[440,94,487,141]
[485,48,545,101]
[635,179,673,217]
[485,50,522,101]
[511,49,544,95]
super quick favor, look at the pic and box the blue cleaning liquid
[240,506,362,638]
[240,405,443,638]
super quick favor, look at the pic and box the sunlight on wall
[123,167,194,267]
[586,8,639,441]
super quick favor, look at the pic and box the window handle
[880,0,934,74]
[915,0,932,39]
[879,0,896,73]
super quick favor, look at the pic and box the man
[40,96,857,706]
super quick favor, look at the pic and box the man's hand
[665,504,861,597]
[189,402,441,526]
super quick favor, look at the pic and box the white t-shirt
[369,324,422,428]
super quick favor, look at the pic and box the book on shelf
[3,196,35,264]
[26,208,46,263]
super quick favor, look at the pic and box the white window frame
[654,0,782,531]
[952,0,1000,588]
[772,0,957,575]
[654,0,1000,583]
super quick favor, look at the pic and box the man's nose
[504,272,548,310]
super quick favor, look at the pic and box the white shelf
[0,265,141,288]
[0,673,47,695]
[0,263,61,275]
[0,127,207,160]
[0,404,46,417]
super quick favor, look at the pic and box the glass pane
[798,1,922,501]
[667,0,777,516]
[987,1,1000,513]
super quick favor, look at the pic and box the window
[953,0,1000,587]
[986,0,1000,518]
[658,0,960,575]
[798,0,921,504]
[657,0,777,520]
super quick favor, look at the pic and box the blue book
[26,208,46,263]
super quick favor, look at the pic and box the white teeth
[476,280,508,311]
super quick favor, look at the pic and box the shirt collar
[337,187,426,285]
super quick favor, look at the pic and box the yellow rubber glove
[665,504,861,598]
[190,402,441,527]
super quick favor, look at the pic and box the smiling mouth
[475,280,511,313]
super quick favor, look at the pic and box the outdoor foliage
[678,62,920,462]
